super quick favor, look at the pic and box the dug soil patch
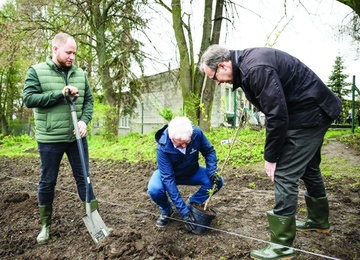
[0,141,359,259]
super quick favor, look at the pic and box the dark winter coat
[231,47,342,162]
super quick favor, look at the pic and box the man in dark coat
[200,45,342,260]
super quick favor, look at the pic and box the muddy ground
[0,140,359,260]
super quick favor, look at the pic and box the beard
[54,53,73,70]
[57,59,72,69]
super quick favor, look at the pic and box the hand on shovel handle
[63,85,79,97]
[75,121,87,137]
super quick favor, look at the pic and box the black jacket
[231,47,342,162]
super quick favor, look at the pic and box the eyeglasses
[171,138,190,148]
[211,64,219,81]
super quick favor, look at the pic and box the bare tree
[0,2,41,135]
[336,0,360,55]
[10,0,149,138]
[155,0,238,131]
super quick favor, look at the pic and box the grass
[0,134,38,157]
[0,127,359,170]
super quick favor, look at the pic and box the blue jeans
[148,166,224,214]
[37,138,93,206]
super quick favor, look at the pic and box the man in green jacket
[23,32,95,243]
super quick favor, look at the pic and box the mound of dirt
[0,141,359,259]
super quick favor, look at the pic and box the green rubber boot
[250,211,296,260]
[296,194,330,234]
[37,205,52,243]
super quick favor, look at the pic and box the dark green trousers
[274,120,332,217]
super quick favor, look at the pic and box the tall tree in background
[156,0,231,131]
[0,3,39,136]
[155,1,298,130]
[70,0,148,139]
[337,0,360,55]
[327,56,351,122]
[1,0,358,136]
[6,0,149,139]
[155,1,359,131]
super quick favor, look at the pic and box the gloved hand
[210,173,222,193]
[183,211,196,231]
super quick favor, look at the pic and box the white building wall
[117,70,246,136]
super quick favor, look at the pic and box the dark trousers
[37,138,92,205]
[148,166,224,216]
[273,121,331,217]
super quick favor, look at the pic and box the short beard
[58,60,72,69]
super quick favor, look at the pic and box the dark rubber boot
[296,194,330,234]
[250,211,296,260]
[37,205,52,243]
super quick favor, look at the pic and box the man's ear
[222,60,231,70]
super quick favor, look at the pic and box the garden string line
[1,174,340,260]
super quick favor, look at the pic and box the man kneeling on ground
[147,116,224,231]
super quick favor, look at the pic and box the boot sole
[36,237,51,244]
[251,256,294,260]
[296,228,330,234]
[155,223,168,228]
[37,239,50,244]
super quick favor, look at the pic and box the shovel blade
[82,210,111,244]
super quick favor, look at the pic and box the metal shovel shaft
[65,92,110,243]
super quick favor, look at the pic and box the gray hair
[168,116,193,140]
[199,44,231,72]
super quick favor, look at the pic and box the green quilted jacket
[23,57,93,143]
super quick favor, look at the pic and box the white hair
[168,116,193,140]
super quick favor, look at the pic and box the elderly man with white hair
[147,116,224,231]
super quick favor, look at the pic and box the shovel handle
[64,88,78,105]
[64,88,93,204]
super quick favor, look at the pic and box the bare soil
[0,140,359,260]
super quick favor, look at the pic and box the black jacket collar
[230,50,243,91]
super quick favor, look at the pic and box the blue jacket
[231,48,342,162]
[155,125,217,216]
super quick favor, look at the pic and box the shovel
[65,90,111,244]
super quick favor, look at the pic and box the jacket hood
[155,124,168,143]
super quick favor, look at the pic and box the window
[119,115,130,128]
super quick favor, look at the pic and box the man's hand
[75,120,87,137]
[183,212,196,231]
[265,161,276,182]
[62,85,79,97]
[210,173,222,193]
